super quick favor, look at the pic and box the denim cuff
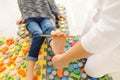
[28,56,38,61]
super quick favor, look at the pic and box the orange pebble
[22,46,30,55]
[12,56,17,61]
[22,49,28,55]
[0,66,6,72]
[7,60,13,66]
[57,69,63,78]
[33,76,38,80]
[1,47,8,54]
[18,69,26,77]
[81,67,85,73]
[0,62,4,66]
[39,51,42,55]
[6,38,14,46]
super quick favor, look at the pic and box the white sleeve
[80,0,103,37]
[81,0,120,54]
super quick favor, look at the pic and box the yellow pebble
[59,18,64,21]
[56,29,61,32]
[21,24,26,27]
[60,25,65,28]
[58,4,63,8]
[0,57,4,62]
[23,42,28,48]
[60,11,65,14]
[62,29,66,32]
[10,64,15,70]
[60,21,65,24]
[10,48,15,53]
[59,7,64,11]
[26,36,31,39]
[20,27,25,31]
[18,52,23,57]
[42,69,46,74]
[0,74,4,79]
[20,31,24,35]
[26,31,30,34]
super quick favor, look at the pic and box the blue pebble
[91,78,98,80]
[46,68,52,74]
[73,64,79,69]
[61,77,67,80]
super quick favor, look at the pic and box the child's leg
[26,20,45,80]
[40,18,66,54]
[26,60,35,80]
[26,37,44,80]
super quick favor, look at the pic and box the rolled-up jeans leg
[26,20,44,61]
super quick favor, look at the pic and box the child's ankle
[49,40,53,48]
[26,71,34,79]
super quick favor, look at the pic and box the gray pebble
[48,74,54,80]
[63,70,69,76]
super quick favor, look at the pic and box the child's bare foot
[50,30,66,54]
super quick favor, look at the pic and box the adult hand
[52,54,68,69]
[57,14,66,20]
[16,19,25,25]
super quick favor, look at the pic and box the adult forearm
[61,41,92,63]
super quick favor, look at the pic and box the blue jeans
[26,17,55,61]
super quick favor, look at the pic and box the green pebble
[16,44,22,51]
[73,38,79,41]
[74,69,80,75]
[99,75,109,80]
[68,66,74,72]
[0,40,4,46]
[65,42,70,47]
[49,51,54,56]
[51,66,56,71]
[54,76,60,80]
[70,73,81,80]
